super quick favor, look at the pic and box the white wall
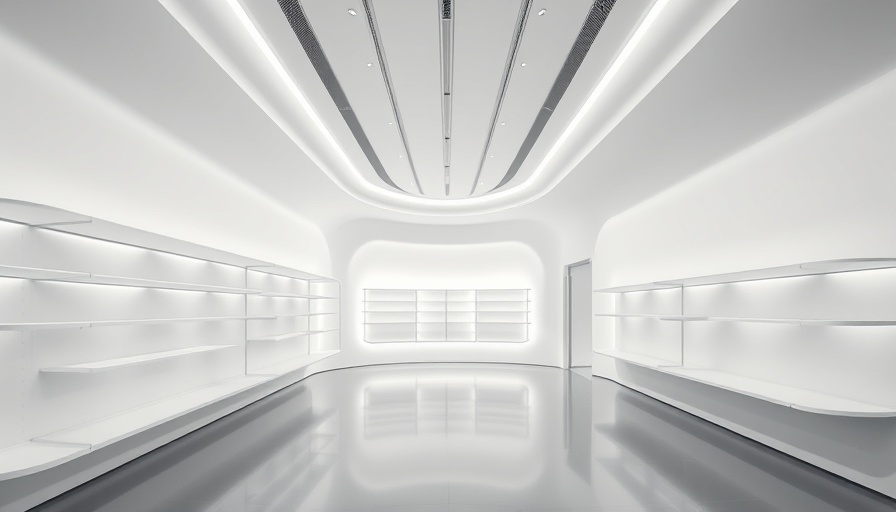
[592,66,896,497]
[320,219,564,369]
[0,30,330,276]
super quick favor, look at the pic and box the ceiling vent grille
[276,0,408,193]
[489,0,617,192]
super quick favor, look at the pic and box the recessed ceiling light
[520,62,527,67]
[348,9,357,16]
[538,9,546,16]
[388,121,393,125]
[500,122,506,126]
[399,155,403,158]
[366,62,373,67]
[490,155,494,158]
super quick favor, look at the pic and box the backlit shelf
[0,264,260,294]
[662,367,896,417]
[0,442,90,481]
[0,315,275,331]
[594,349,681,369]
[248,329,338,342]
[35,375,276,450]
[249,350,339,376]
[41,345,237,373]
[594,258,896,293]
[257,292,337,299]
[270,312,338,318]
[595,350,896,417]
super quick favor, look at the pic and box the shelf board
[258,292,337,299]
[271,312,338,318]
[35,375,275,449]
[595,314,896,326]
[248,329,338,342]
[594,258,896,293]
[0,441,90,481]
[661,367,896,417]
[40,345,237,373]
[0,264,89,281]
[79,274,261,294]
[364,322,417,325]
[249,350,339,376]
[0,265,261,294]
[0,315,275,331]
[594,349,682,369]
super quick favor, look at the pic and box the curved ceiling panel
[159,0,739,215]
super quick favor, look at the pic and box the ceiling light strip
[489,0,617,192]
[469,0,532,196]
[439,0,455,196]
[361,0,425,195]
[273,0,407,192]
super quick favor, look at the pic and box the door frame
[564,258,592,369]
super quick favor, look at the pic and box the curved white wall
[321,219,564,369]
[0,29,330,275]
[592,66,896,497]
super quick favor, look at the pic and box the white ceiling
[1,0,895,244]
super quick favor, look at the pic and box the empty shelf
[0,265,261,294]
[0,264,88,281]
[594,349,681,369]
[594,313,693,320]
[662,367,896,417]
[0,441,90,481]
[78,274,261,294]
[0,315,275,331]
[41,345,237,373]
[594,258,896,293]
[249,329,338,341]
[258,292,337,299]
[36,375,275,449]
[249,350,339,376]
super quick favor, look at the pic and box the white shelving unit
[593,258,896,417]
[363,288,530,343]
[0,198,341,481]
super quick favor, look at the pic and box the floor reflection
[32,364,896,512]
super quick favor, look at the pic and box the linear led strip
[223,0,674,213]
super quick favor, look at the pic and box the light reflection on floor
[31,364,896,512]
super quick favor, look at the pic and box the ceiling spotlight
[500,122,506,126]
[366,62,373,67]
[388,121,393,125]
[399,155,403,158]
[538,9,546,16]
[520,62,527,67]
[490,155,494,158]
[348,8,357,16]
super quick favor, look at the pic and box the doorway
[565,259,592,368]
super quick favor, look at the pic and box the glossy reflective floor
[32,364,896,512]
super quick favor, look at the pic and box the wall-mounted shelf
[0,264,261,294]
[35,375,275,450]
[363,288,530,343]
[257,292,337,299]
[0,316,276,331]
[0,442,90,481]
[662,367,896,417]
[594,349,680,369]
[41,345,237,373]
[0,198,342,486]
[596,313,896,326]
[594,257,896,417]
[248,330,338,342]
[249,350,339,376]
[594,258,896,293]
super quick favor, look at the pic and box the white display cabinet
[594,258,896,417]
[363,288,530,343]
[0,199,340,481]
